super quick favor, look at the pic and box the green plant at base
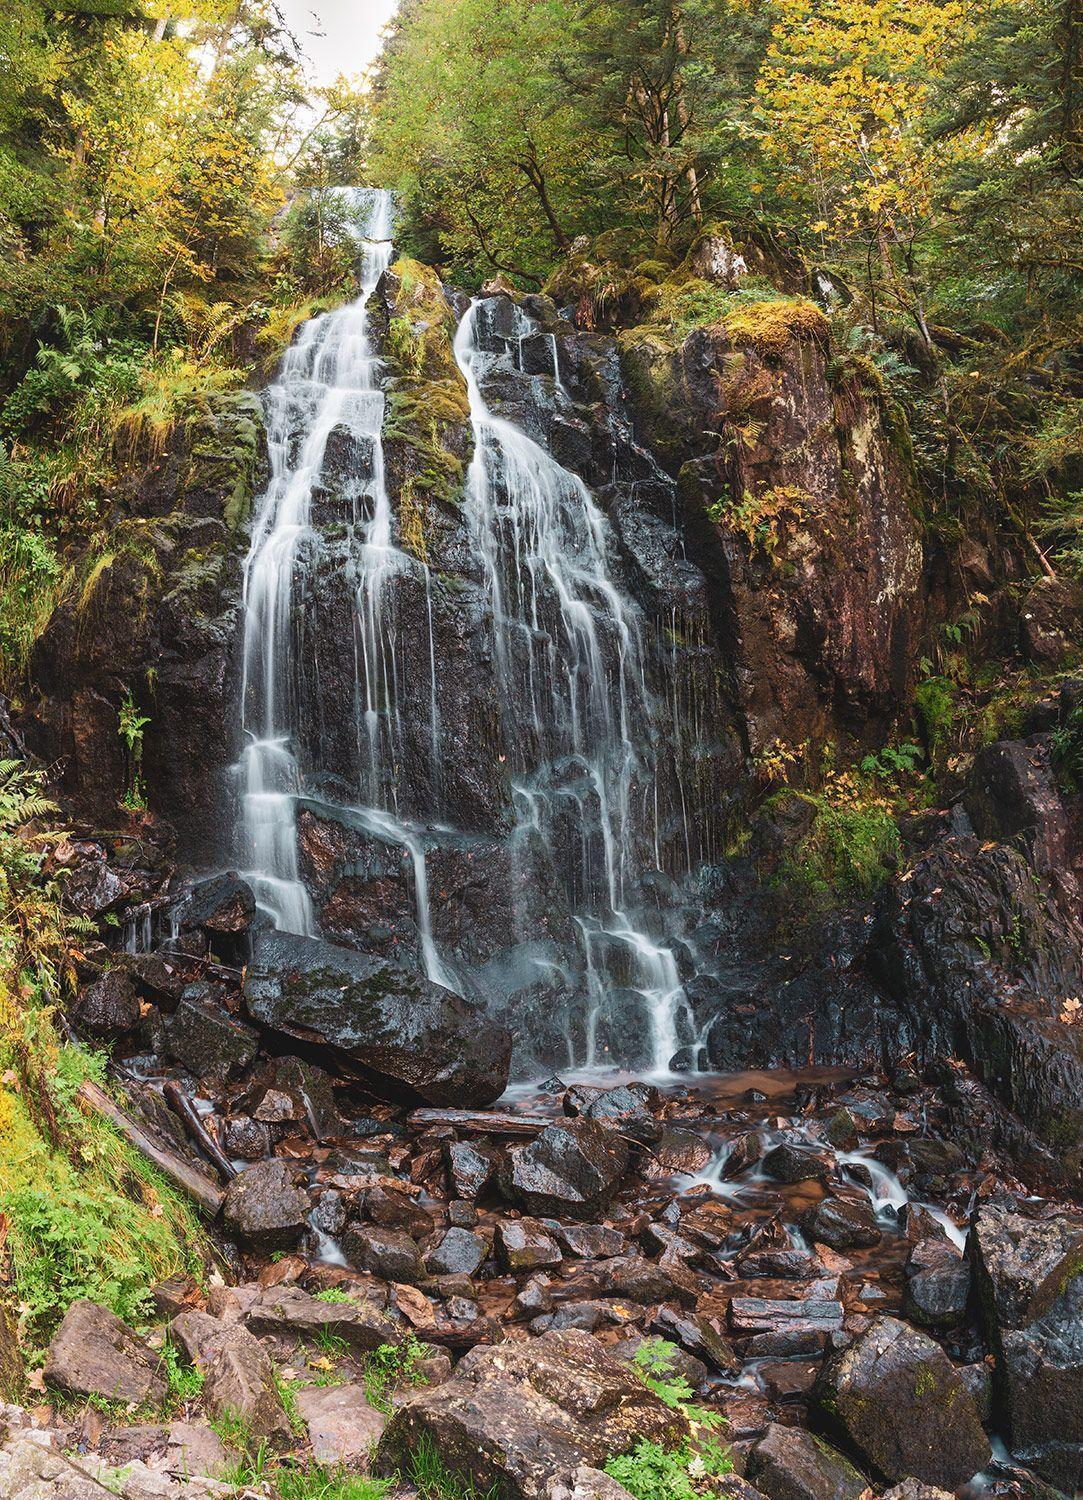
[160,1335,204,1404]
[275,1466,390,1500]
[860,742,924,781]
[914,672,957,759]
[406,1432,499,1500]
[630,1339,720,1429]
[117,692,151,811]
[362,1333,427,1414]
[604,1435,734,1500]
[314,1288,354,1304]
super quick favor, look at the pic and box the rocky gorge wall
[17,248,1083,1185]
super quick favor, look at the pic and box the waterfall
[453,299,693,1075]
[236,191,383,932]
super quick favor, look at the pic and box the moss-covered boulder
[813,1316,990,1488]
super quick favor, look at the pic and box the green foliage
[860,743,924,781]
[117,691,150,812]
[275,1467,390,1500]
[362,1334,427,1414]
[915,673,958,758]
[314,1287,355,1304]
[604,1436,734,1500]
[631,1339,720,1430]
[161,1336,205,1405]
[1051,702,1083,793]
[405,1431,499,1500]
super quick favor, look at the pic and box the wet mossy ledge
[378,256,472,565]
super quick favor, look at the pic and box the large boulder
[242,930,511,1107]
[378,1329,687,1499]
[499,1120,630,1221]
[43,1300,166,1405]
[972,1203,1083,1490]
[813,1315,990,1489]
[242,1284,401,1354]
[73,969,140,1040]
[201,1324,292,1445]
[165,987,259,1079]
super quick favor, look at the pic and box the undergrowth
[604,1340,732,1500]
[0,759,207,1351]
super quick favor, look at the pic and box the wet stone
[445,1138,500,1199]
[801,1196,882,1251]
[166,989,259,1080]
[497,1218,563,1272]
[341,1223,426,1284]
[649,1306,739,1374]
[761,1142,830,1184]
[222,1114,273,1161]
[542,1221,626,1259]
[641,1126,713,1179]
[221,1159,310,1252]
[746,1422,868,1500]
[500,1119,630,1221]
[426,1227,487,1277]
[73,970,141,1040]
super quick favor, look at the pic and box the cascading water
[454,300,694,1074]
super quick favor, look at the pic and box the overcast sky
[277,0,399,83]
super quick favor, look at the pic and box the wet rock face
[221,1159,310,1252]
[621,311,923,754]
[972,1203,1083,1489]
[73,968,140,1039]
[500,1119,631,1220]
[242,929,512,1107]
[378,1329,688,1499]
[23,392,262,857]
[813,1315,991,1488]
[747,1422,868,1500]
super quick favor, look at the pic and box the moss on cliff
[382,257,472,559]
[724,298,829,356]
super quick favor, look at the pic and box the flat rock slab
[44,1300,166,1406]
[378,1328,687,1499]
[242,1284,402,1354]
[814,1315,990,1489]
[295,1382,385,1467]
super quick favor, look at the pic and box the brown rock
[44,1300,166,1405]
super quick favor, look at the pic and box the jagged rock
[169,1310,231,1370]
[904,1239,969,1329]
[295,1382,385,1466]
[971,1202,1083,1331]
[761,1142,829,1184]
[649,1306,739,1374]
[563,1083,662,1143]
[426,1227,487,1277]
[269,1054,342,1139]
[596,1256,698,1307]
[166,988,259,1079]
[801,1197,881,1251]
[221,1114,273,1160]
[813,1315,990,1488]
[545,1467,637,1500]
[178,873,255,961]
[202,1324,291,1444]
[500,1120,630,1220]
[378,1329,687,1499]
[641,1126,713,1178]
[242,1284,402,1353]
[362,1184,434,1240]
[221,1159,310,1252]
[746,1422,867,1500]
[999,1270,1083,1491]
[341,1224,425,1284]
[496,1219,563,1273]
[0,1429,232,1498]
[445,1139,500,1199]
[515,1274,555,1316]
[124,951,185,1008]
[964,738,1072,878]
[879,1484,954,1500]
[243,930,511,1107]
[543,1222,626,1259]
[73,969,140,1039]
[43,1300,166,1405]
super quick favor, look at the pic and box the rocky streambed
[22,870,1081,1500]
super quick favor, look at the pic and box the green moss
[776,786,901,904]
[724,298,829,356]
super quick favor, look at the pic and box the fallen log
[164,1081,238,1183]
[77,1079,225,1217]
[406,1107,553,1136]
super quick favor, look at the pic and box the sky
[277,0,399,83]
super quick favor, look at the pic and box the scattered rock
[426,1227,487,1277]
[801,1197,881,1251]
[813,1315,990,1488]
[496,1219,563,1273]
[761,1142,829,1184]
[445,1139,500,1199]
[43,1300,166,1405]
[166,988,259,1079]
[971,1201,1083,1331]
[999,1271,1083,1492]
[73,969,140,1039]
[221,1159,310,1254]
[544,1466,638,1500]
[342,1224,426,1284]
[201,1324,292,1444]
[295,1382,385,1466]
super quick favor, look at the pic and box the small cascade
[453,299,694,1074]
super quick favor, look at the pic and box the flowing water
[233,202,699,1073]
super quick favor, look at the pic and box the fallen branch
[78,1079,225,1217]
[406,1107,553,1137]
[164,1082,238,1183]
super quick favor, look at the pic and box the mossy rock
[723,298,829,357]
